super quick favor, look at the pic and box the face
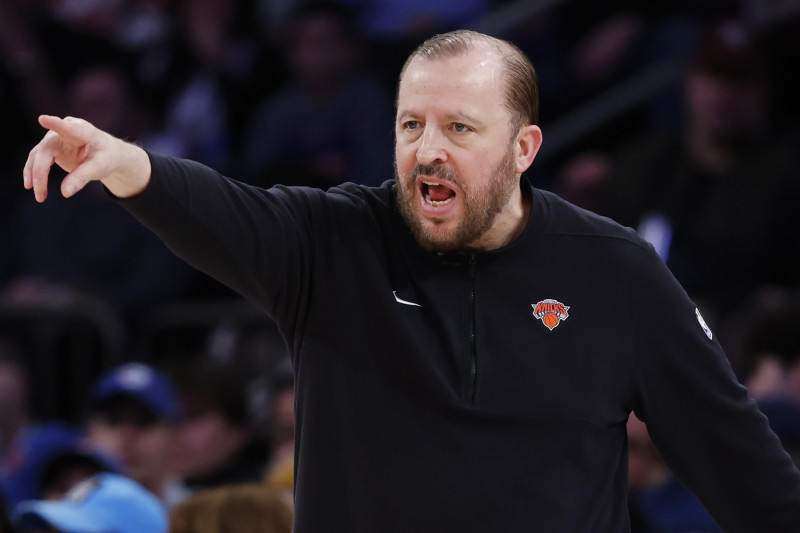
[67,69,133,139]
[745,355,792,401]
[684,72,765,142]
[87,398,174,491]
[395,47,537,252]
[172,409,247,479]
[290,14,355,86]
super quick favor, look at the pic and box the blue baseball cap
[13,473,168,533]
[89,363,180,423]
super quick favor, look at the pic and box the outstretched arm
[23,115,151,202]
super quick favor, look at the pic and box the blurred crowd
[1,0,799,532]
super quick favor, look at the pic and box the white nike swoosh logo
[393,291,423,307]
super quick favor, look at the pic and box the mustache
[409,163,459,187]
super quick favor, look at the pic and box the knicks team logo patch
[532,299,570,330]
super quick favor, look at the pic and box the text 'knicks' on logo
[532,299,570,331]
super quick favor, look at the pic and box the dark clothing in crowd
[602,134,800,321]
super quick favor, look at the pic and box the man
[166,359,268,490]
[0,341,28,464]
[0,422,119,509]
[243,1,394,189]
[84,363,188,508]
[22,30,800,532]
[601,20,800,323]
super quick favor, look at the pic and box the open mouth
[420,180,456,206]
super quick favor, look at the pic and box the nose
[416,126,448,166]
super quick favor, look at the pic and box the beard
[395,144,518,252]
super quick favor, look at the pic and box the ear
[514,125,543,175]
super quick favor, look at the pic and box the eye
[403,120,420,131]
[452,123,470,133]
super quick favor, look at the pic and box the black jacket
[120,153,800,532]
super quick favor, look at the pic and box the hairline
[397,31,532,134]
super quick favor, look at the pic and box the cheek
[394,143,417,174]
[140,430,173,457]
[88,424,119,449]
[179,419,226,451]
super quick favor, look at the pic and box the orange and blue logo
[532,299,570,330]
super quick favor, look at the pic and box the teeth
[421,180,455,207]
[424,191,454,206]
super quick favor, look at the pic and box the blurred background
[1,1,799,530]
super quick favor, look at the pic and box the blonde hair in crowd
[169,484,293,533]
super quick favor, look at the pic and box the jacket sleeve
[630,248,800,532]
[115,152,322,325]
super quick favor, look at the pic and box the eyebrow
[396,110,486,129]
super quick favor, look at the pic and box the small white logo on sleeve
[393,291,423,307]
[695,308,713,340]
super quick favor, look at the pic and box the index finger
[38,115,96,147]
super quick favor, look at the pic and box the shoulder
[536,188,649,252]
[320,180,396,212]
[531,188,674,290]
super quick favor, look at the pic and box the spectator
[23,25,800,533]
[149,0,261,171]
[242,1,393,189]
[169,483,292,533]
[0,342,29,464]
[549,150,613,213]
[2,424,83,509]
[1,419,117,509]
[0,0,64,275]
[350,0,488,40]
[601,19,800,323]
[84,363,189,508]
[36,444,120,502]
[13,472,167,533]
[740,290,800,404]
[263,359,294,490]
[736,289,800,463]
[166,359,269,490]
[1,63,197,327]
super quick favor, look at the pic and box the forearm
[115,152,315,317]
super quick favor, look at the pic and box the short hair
[166,360,251,427]
[398,30,539,131]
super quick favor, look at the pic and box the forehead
[397,47,507,117]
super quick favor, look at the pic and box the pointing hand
[23,115,151,202]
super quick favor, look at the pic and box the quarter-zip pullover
[119,153,800,532]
